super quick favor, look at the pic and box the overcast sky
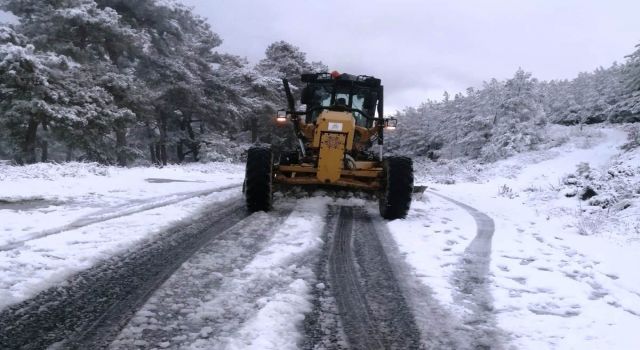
[2,1,639,113]
[182,0,640,112]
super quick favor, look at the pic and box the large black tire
[244,146,273,212]
[379,156,414,220]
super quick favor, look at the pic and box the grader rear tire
[379,156,414,220]
[244,146,273,212]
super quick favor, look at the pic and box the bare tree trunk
[177,141,185,163]
[23,119,39,164]
[160,143,167,166]
[186,118,199,162]
[41,121,49,163]
[154,144,162,165]
[190,143,199,162]
[177,117,186,163]
[149,144,157,165]
[115,124,127,167]
[66,146,74,162]
[159,117,168,166]
[145,122,160,165]
[41,140,48,162]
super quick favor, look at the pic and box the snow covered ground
[2,124,639,349]
[0,162,244,309]
[391,125,640,349]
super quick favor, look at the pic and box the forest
[0,0,326,165]
[388,60,640,162]
[0,0,638,166]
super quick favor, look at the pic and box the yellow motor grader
[243,72,414,219]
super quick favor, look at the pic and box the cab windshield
[307,85,375,127]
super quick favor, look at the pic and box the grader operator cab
[243,72,414,219]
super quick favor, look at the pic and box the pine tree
[609,43,640,123]
[98,0,226,164]
[625,43,640,92]
[0,0,235,165]
[256,41,327,87]
[0,0,146,164]
[0,26,70,163]
[480,69,545,161]
[250,41,327,149]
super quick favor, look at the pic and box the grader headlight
[384,118,398,130]
[275,110,288,123]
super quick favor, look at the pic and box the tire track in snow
[305,205,422,349]
[0,184,241,251]
[0,197,247,350]
[429,191,504,349]
[330,206,383,349]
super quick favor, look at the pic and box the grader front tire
[379,156,414,220]
[244,146,273,212]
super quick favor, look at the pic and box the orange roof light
[330,71,341,79]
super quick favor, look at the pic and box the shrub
[498,184,518,198]
[622,125,640,151]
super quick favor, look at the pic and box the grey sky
[182,0,640,112]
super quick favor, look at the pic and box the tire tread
[379,156,414,219]
[245,146,273,212]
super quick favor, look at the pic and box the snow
[0,162,242,247]
[0,162,244,309]
[388,194,477,310]
[216,197,328,350]
[2,125,640,349]
[390,125,640,349]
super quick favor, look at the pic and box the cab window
[351,94,368,127]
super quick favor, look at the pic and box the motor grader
[243,71,414,219]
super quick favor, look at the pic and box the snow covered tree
[389,69,548,162]
[625,43,640,92]
[391,46,640,163]
[0,0,238,165]
[0,26,69,164]
[0,0,147,164]
[609,43,640,123]
[0,1,332,164]
[256,41,327,85]
[0,24,137,164]
[480,69,545,161]
[98,0,228,164]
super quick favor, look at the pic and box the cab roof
[301,72,381,88]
